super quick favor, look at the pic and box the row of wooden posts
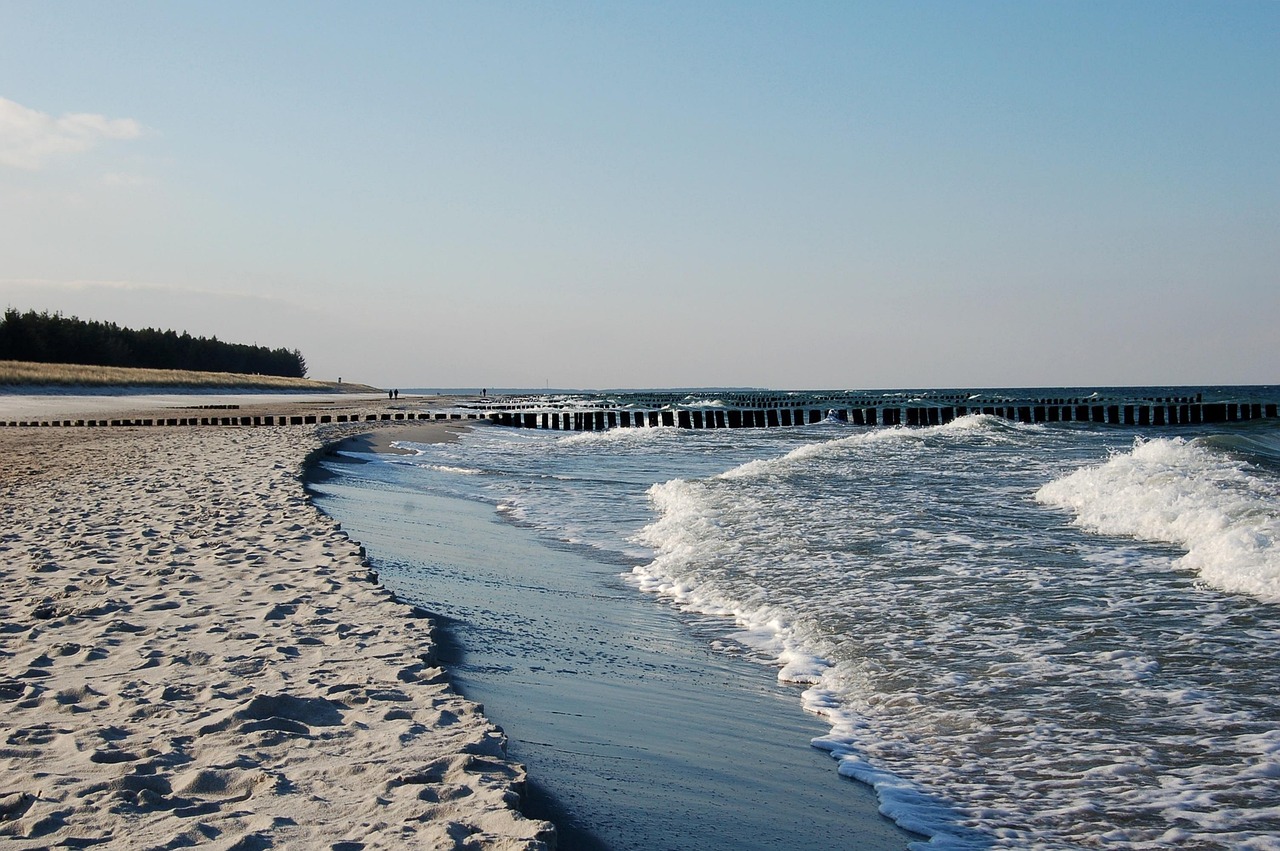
[1,412,483,428]
[489,401,1279,431]
[5,402,1275,431]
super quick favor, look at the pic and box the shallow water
[311,472,915,850]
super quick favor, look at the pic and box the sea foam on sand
[0,424,553,850]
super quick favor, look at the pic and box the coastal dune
[0,423,553,849]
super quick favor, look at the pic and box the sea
[311,386,1280,850]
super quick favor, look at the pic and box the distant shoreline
[0,359,377,392]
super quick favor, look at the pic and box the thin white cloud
[0,96,144,170]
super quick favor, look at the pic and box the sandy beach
[0,402,553,849]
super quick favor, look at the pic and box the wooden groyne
[1,411,486,428]
[5,394,1276,432]
[483,397,1280,432]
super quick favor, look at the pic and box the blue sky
[1,1,1276,389]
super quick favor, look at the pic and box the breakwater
[6,390,1276,431]
[481,391,1279,431]
[1,411,484,428]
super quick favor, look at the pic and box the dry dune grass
[0,360,375,391]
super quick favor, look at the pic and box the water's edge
[307,455,920,851]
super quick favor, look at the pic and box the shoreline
[314,422,919,851]
[326,422,470,456]
[0,407,551,849]
[0,390,441,423]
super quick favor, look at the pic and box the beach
[0,398,553,849]
[6,387,1278,850]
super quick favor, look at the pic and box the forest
[0,309,308,378]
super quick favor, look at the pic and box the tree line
[0,309,308,378]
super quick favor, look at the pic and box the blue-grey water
[314,387,1280,850]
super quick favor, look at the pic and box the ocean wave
[555,426,681,447]
[631,478,826,673]
[426,464,484,476]
[1203,428,1280,470]
[1036,437,1280,603]
[631,473,975,846]
[716,414,1028,481]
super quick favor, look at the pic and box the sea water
[316,388,1280,849]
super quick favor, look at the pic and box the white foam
[427,464,483,476]
[495,500,527,522]
[555,425,680,446]
[716,415,1029,482]
[1036,437,1280,602]
[630,478,832,678]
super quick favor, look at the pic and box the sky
[1,1,1276,390]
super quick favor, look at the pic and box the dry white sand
[0,391,393,422]
[0,422,554,850]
